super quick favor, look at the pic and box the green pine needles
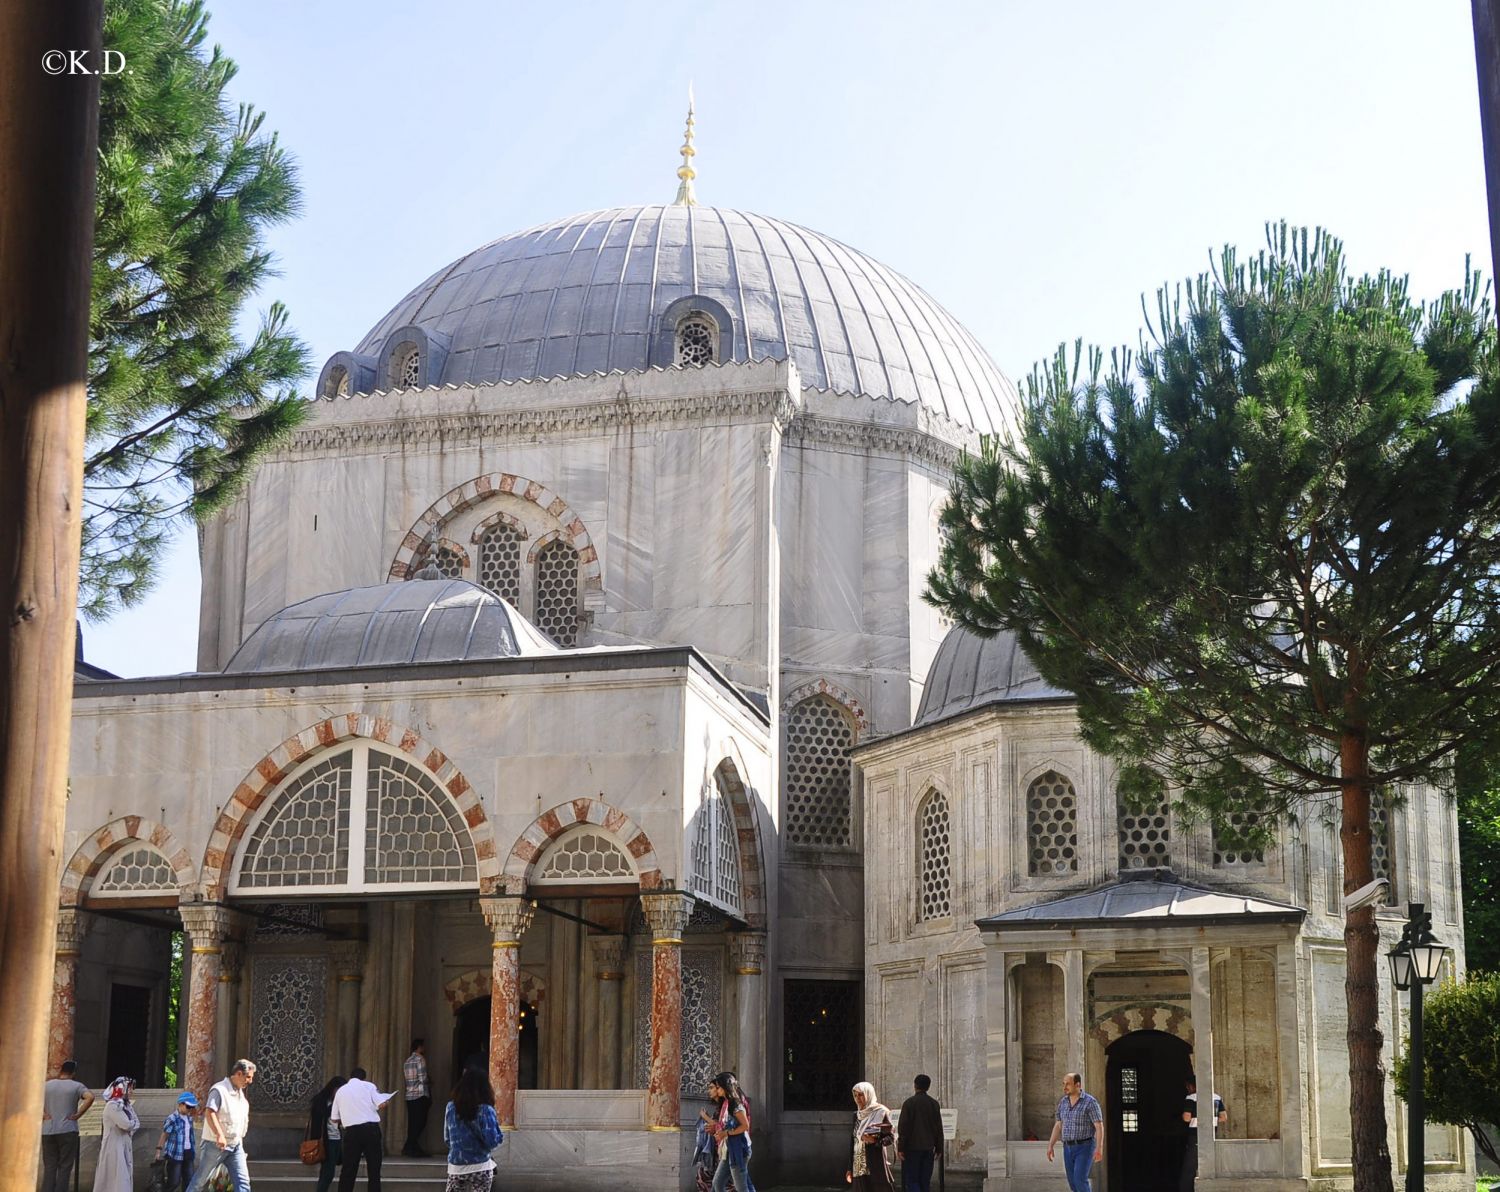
[926,223,1500,1192]
[85,0,309,618]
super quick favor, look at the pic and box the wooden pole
[0,5,101,1192]
[1474,0,1500,299]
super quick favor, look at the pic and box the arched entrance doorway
[451,997,539,1091]
[1105,1029,1192,1190]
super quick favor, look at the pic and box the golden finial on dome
[673,86,697,206]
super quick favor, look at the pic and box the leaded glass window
[534,540,579,646]
[533,827,636,883]
[689,771,743,916]
[365,753,477,884]
[675,316,716,366]
[233,745,478,893]
[785,696,855,849]
[94,844,177,895]
[783,979,860,1110]
[1026,770,1078,876]
[1118,793,1171,872]
[478,523,523,604]
[917,789,952,920]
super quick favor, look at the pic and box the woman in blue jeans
[699,1071,751,1192]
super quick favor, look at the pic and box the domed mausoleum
[55,111,1468,1192]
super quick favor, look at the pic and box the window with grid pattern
[95,844,177,894]
[1213,809,1268,867]
[785,696,854,849]
[1118,792,1171,872]
[241,755,352,888]
[534,539,580,646]
[675,316,716,366]
[478,524,523,603]
[1027,770,1078,875]
[365,752,477,884]
[917,789,952,920]
[782,979,860,1110]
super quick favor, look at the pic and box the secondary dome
[224,579,559,674]
[914,625,1068,727]
[335,205,1016,434]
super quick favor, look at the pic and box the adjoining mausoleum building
[54,119,1470,1191]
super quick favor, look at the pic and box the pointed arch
[781,676,868,734]
[503,798,663,892]
[389,472,600,591]
[711,759,767,929]
[199,716,501,899]
[915,786,953,921]
[61,817,196,906]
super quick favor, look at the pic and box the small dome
[914,626,1068,727]
[224,579,558,674]
[340,205,1017,434]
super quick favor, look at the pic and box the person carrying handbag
[442,1069,504,1192]
[306,1077,346,1192]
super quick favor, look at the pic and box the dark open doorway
[452,996,539,1091]
[1105,1029,1192,1191]
[105,983,153,1084]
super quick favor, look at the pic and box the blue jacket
[444,1103,503,1165]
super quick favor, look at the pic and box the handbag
[299,1115,325,1166]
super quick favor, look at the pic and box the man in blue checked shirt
[155,1092,198,1192]
[1045,1073,1102,1192]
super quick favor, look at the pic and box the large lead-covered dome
[340,205,1016,434]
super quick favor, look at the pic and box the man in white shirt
[331,1066,395,1192]
[186,1058,257,1192]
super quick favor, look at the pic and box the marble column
[179,904,235,1097]
[48,910,91,1072]
[641,892,693,1131]
[331,941,366,1074]
[590,935,627,1089]
[728,933,766,1104]
[215,939,244,1071]
[1187,945,1217,1179]
[481,897,534,1128]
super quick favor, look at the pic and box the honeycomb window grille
[1117,793,1172,872]
[917,790,952,921]
[418,541,466,580]
[1212,808,1268,868]
[365,752,477,884]
[233,744,479,893]
[397,346,421,388]
[94,844,177,895]
[533,539,580,646]
[675,315,716,367]
[782,979,861,1110]
[1026,770,1079,876]
[785,696,855,849]
[478,524,523,604]
[1370,793,1395,900]
[688,772,744,915]
[533,827,637,883]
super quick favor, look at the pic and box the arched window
[93,844,177,896]
[689,769,744,916]
[532,827,637,885]
[478,523,523,604]
[1026,770,1078,876]
[1117,790,1171,872]
[917,789,952,920]
[675,314,717,366]
[323,365,350,398]
[785,695,855,849]
[533,539,580,646]
[234,745,477,893]
[398,346,422,388]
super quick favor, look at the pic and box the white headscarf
[852,1081,887,1136]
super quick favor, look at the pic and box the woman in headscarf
[93,1078,140,1192]
[843,1081,894,1190]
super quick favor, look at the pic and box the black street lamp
[1386,901,1450,1192]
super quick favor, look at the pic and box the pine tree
[84,0,309,618]
[927,224,1500,1192]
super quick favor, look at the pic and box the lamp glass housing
[1410,940,1447,984]
[1388,944,1414,991]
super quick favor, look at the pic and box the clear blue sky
[84,0,1492,676]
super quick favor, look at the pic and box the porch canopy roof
[975,869,1306,933]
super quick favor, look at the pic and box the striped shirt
[403,1052,428,1100]
[1055,1092,1102,1143]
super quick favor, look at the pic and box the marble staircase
[247,1156,447,1192]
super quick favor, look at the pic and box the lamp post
[1387,901,1450,1192]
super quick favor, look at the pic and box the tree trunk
[0,5,100,1192]
[1340,728,1394,1192]
[1474,0,1500,304]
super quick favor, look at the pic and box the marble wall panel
[1310,948,1352,1167]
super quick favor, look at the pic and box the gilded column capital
[219,939,245,984]
[55,908,91,955]
[640,892,693,943]
[590,934,627,979]
[178,903,238,951]
[480,896,535,945]
[728,932,766,975]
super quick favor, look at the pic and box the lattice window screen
[478,525,523,604]
[536,829,634,881]
[365,752,476,884]
[689,774,744,914]
[241,755,351,887]
[1117,795,1171,871]
[675,316,716,366]
[95,845,177,893]
[917,790,952,920]
[1370,794,1395,900]
[785,696,854,849]
[782,979,861,1110]
[1212,809,1267,867]
[534,540,579,646]
[1026,770,1078,876]
[399,347,421,388]
[424,543,464,580]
